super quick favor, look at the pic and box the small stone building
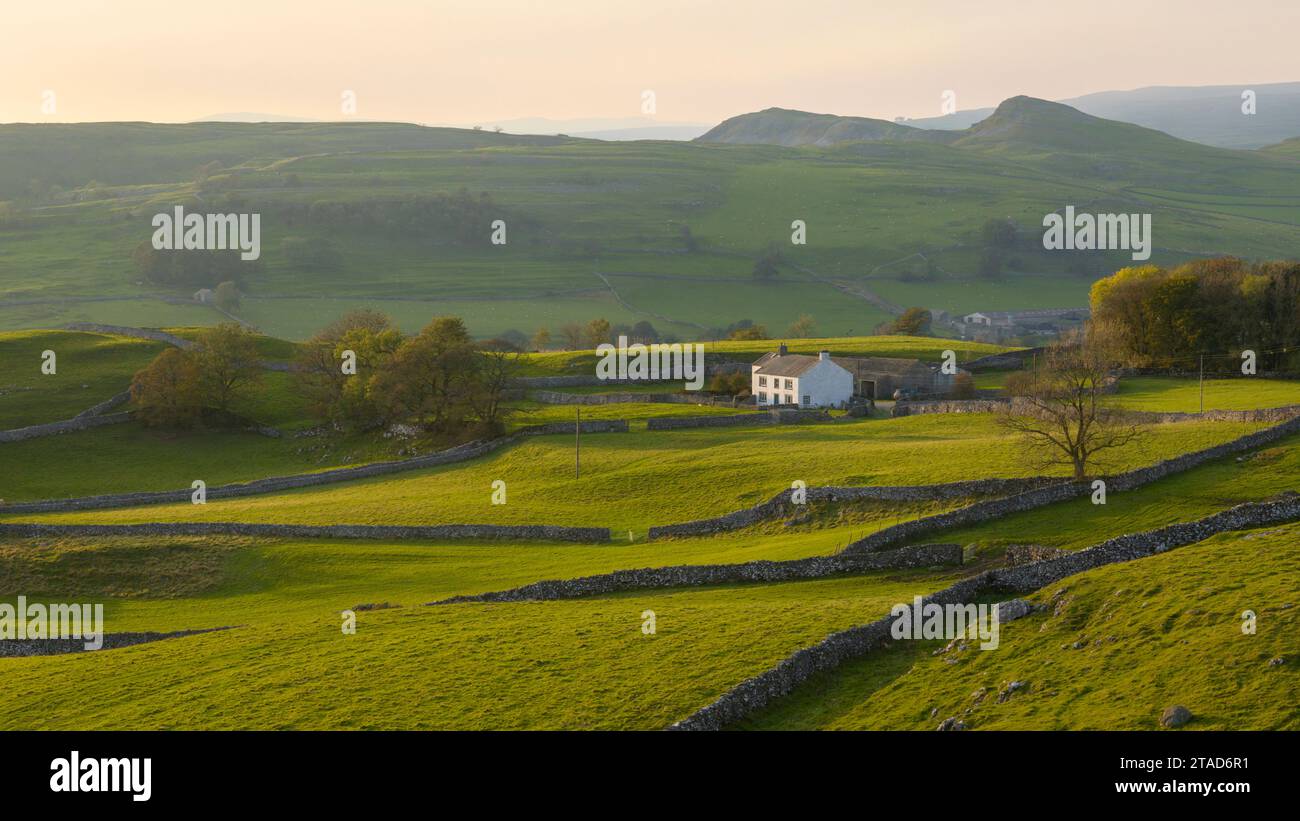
[830,355,955,400]
[751,345,957,403]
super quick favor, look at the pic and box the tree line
[295,310,518,434]
[1090,257,1300,371]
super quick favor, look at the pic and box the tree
[585,318,612,347]
[679,225,699,253]
[949,371,976,399]
[213,280,241,312]
[997,330,1142,480]
[193,323,262,412]
[630,320,660,344]
[752,245,783,281]
[728,324,769,340]
[296,310,402,425]
[471,343,523,432]
[532,326,552,351]
[977,249,1004,280]
[131,348,203,428]
[368,317,477,431]
[883,307,931,336]
[787,314,817,338]
[558,322,584,350]
[981,217,1018,249]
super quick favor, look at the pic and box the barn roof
[832,356,934,376]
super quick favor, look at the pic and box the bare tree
[997,330,1141,480]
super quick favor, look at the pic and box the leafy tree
[727,324,769,340]
[585,318,612,347]
[130,348,202,428]
[786,314,817,338]
[558,322,584,350]
[981,217,1018,249]
[368,317,477,431]
[998,330,1142,480]
[193,323,262,412]
[752,245,783,281]
[977,249,1004,280]
[531,327,552,351]
[949,371,976,399]
[213,280,241,312]
[883,307,931,336]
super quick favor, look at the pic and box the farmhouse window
[758,376,767,387]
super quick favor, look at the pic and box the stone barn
[829,356,956,400]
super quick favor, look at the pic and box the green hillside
[3,101,1300,341]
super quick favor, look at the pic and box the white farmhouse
[750,345,854,408]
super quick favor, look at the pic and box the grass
[7,118,1300,341]
[906,433,1300,557]
[0,529,953,730]
[0,330,164,428]
[1112,376,1300,413]
[6,416,1267,532]
[742,521,1300,730]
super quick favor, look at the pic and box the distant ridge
[906,82,1300,149]
[193,112,322,123]
[695,107,952,147]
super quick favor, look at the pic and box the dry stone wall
[645,409,830,431]
[669,494,1300,730]
[61,322,196,349]
[648,477,1063,539]
[0,522,611,543]
[0,420,628,515]
[430,542,962,605]
[0,411,133,443]
[841,412,1300,554]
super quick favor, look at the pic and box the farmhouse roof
[754,353,822,377]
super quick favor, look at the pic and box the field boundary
[0,390,134,443]
[427,542,962,605]
[669,493,1300,730]
[0,522,611,543]
[839,411,1300,554]
[0,420,628,515]
[647,477,1062,539]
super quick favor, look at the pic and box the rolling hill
[908,82,1300,149]
[2,99,1300,342]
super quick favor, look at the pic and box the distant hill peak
[694,107,949,147]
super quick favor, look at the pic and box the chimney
[778,343,788,356]
[819,350,830,361]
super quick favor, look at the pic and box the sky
[3,0,1298,126]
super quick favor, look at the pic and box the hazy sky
[4,0,1298,125]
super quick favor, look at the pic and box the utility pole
[1199,355,1204,414]
[575,406,581,479]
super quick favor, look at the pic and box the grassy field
[742,521,1300,730]
[6,416,1267,531]
[1112,376,1300,412]
[5,116,1300,341]
[3,322,1299,731]
[0,557,940,730]
[904,432,1300,556]
[0,330,164,428]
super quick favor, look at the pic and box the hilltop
[695,107,948,147]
